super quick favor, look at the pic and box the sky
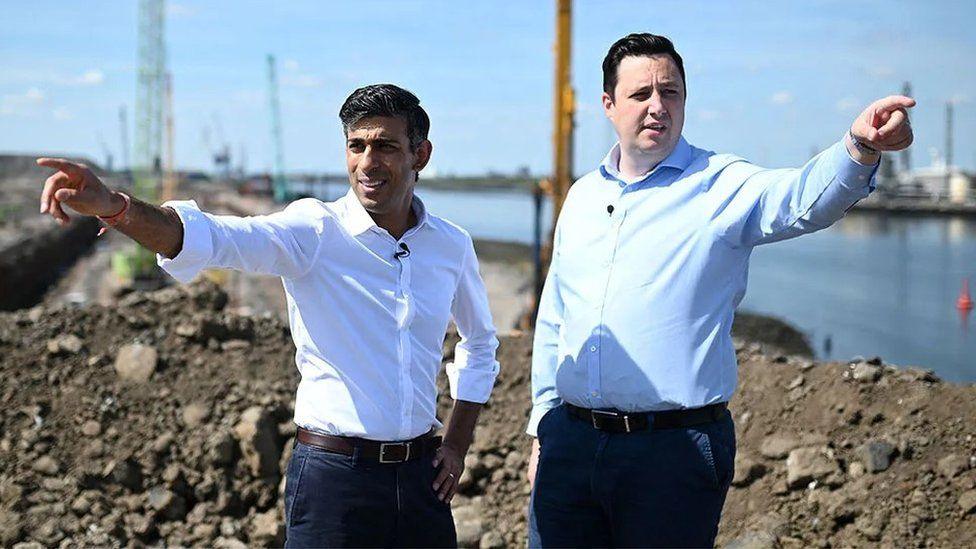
[1,0,974,176]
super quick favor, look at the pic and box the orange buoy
[958,278,974,311]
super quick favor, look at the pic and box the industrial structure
[267,54,289,203]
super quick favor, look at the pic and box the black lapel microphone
[394,242,411,259]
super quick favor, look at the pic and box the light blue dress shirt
[527,136,878,436]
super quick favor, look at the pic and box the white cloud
[0,87,46,116]
[52,106,73,120]
[283,59,300,72]
[836,96,860,113]
[75,69,105,86]
[770,91,793,105]
[950,93,970,105]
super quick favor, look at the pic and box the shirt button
[589,345,597,352]
[590,391,599,397]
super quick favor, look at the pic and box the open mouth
[358,178,387,190]
[642,122,667,132]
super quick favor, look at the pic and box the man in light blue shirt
[526,33,915,547]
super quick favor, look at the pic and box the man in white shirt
[37,84,499,548]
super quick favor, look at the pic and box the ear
[602,91,615,122]
[412,139,433,173]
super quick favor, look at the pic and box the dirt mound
[1,281,974,547]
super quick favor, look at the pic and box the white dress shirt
[158,189,500,441]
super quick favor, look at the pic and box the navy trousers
[284,440,457,548]
[528,404,736,548]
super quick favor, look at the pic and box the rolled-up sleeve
[446,236,500,404]
[714,136,879,248]
[157,198,326,283]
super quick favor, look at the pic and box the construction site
[2,1,976,548]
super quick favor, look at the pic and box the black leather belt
[566,402,728,433]
[296,427,441,463]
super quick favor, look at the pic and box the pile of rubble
[0,281,974,547]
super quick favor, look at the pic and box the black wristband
[848,129,879,155]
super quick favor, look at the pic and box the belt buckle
[591,409,630,432]
[379,442,411,463]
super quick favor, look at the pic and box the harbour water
[298,181,976,383]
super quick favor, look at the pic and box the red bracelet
[96,192,131,236]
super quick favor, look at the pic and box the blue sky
[1,0,974,176]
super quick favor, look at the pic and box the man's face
[345,116,431,217]
[602,54,685,164]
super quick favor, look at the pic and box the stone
[786,375,805,390]
[146,486,187,521]
[248,509,284,547]
[479,530,505,549]
[32,455,59,476]
[213,536,248,549]
[208,431,236,466]
[759,433,827,460]
[937,454,969,478]
[113,343,158,383]
[786,447,838,489]
[858,440,896,473]
[958,490,976,514]
[233,407,280,478]
[724,530,778,549]
[852,363,882,383]
[152,432,175,454]
[125,512,155,539]
[760,435,799,459]
[46,334,84,355]
[181,402,210,428]
[453,498,485,548]
[0,511,23,546]
[81,420,101,437]
[732,456,767,487]
[104,458,144,491]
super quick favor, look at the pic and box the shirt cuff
[525,399,562,437]
[835,135,881,192]
[445,359,499,404]
[156,200,214,283]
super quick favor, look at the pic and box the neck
[371,199,416,240]
[617,143,673,180]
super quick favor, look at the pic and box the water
[297,181,976,383]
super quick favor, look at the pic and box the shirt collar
[339,188,430,237]
[599,136,692,185]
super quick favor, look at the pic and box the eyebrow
[347,137,400,146]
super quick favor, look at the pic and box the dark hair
[339,84,430,149]
[602,33,686,99]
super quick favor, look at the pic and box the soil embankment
[0,281,973,547]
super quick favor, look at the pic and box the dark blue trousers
[528,404,736,548]
[284,440,457,548]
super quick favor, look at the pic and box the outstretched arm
[713,95,916,248]
[37,158,184,258]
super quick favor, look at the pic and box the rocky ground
[0,281,974,548]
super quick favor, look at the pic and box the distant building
[898,165,974,204]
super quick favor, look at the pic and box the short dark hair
[602,33,686,99]
[339,84,430,150]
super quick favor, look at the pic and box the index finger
[36,157,85,176]
[877,108,907,137]
[873,95,916,115]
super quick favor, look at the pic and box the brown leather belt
[566,402,728,433]
[296,427,441,463]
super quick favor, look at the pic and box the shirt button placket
[394,241,414,438]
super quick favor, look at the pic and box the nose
[359,146,380,172]
[646,91,666,118]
